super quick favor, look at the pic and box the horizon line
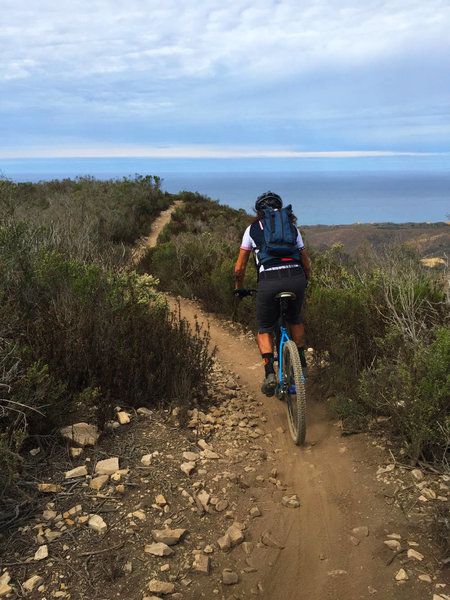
[0,147,448,160]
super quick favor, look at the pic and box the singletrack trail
[168,296,430,600]
[149,204,446,600]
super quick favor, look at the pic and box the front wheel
[282,340,306,445]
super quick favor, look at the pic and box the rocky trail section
[1,202,448,600]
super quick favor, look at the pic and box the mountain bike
[235,289,306,445]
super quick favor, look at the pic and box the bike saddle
[275,291,297,300]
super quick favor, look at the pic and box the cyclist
[234,191,311,397]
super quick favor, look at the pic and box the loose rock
[145,543,174,556]
[147,580,175,595]
[193,554,210,574]
[152,528,187,545]
[351,526,369,538]
[60,422,100,447]
[64,465,88,479]
[261,530,285,549]
[95,457,119,475]
[222,569,239,585]
[88,514,107,534]
[34,545,48,560]
[23,575,43,592]
[395,568,408,581]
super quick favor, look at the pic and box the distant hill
[302,221,450,259]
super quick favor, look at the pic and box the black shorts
[256,267,306,334]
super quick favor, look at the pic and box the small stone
[222,570,239,585]
[123,561,133,573]
[387,533,402,540]
[90,475,109,490]
[88,514,107,534]
[215,499,229,512]
[155,494,167,506]
[226,525,245,547]
[147,579,175,595]
[70,447,83,458]
[145,543,174,556]
[350,536,360,546]
[250,506,261,517]
[193,554,210,574]
[43,509,57,521]
[46,531,62,542]
[137,407,153,416]
[411,469,424,481]
[64,465,88,479]
[419,574,432,583]
[152,528,187,545]
[117,411,131,424]
[0,574,10,586]
[181,462,196,476]
[281,495,300,508]
[23,575,43,592]
[0,584,12,597]
[202,449,220,459]
[384,540,401,551]
[328,569,348,576]
[395,568,408,581]
[197,439,211,451]
[95,457,119,475]
[182,452,199,461]
[352,526,369,538]
[242,542,253,555]
[407,548,424,561]
[38,483,63,493]
[197,489,210,510]
[261,530,284,549]
[60,422,100,447]
[34,545,48,560]
[29,447,40,456]
[141,454,152,466]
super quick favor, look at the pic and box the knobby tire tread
[282,340,306,445]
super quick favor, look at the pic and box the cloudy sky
[1,0,450,161]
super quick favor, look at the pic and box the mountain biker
[234,191,311,397]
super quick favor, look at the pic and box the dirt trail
[153,203,447,600]
[132,200,182,264]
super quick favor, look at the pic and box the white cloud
[1,0,449,83]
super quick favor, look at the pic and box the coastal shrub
[0,174,171,266]
[0,212,213,498]
[359,327,450,462]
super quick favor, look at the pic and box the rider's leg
[257,332,274,354]
[289,322,308,375]
[289,323,305,347]
[257,333,277,396]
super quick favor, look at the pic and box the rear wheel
[282,340,306,445]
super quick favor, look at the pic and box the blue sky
[1,0,450,163]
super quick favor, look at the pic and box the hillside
[302,221,450,259]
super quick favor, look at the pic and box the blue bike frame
[276,325,290,384]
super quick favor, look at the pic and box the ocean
[2,157,449,225]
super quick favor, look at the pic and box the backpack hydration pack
[258,205,302,265]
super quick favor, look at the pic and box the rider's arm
[300,249,311,278]
[234,248,251,289]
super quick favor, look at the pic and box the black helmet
[255,191,282,212]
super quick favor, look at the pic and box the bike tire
[282,340,306,445]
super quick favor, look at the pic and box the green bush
[360,328,450,462]
[0,183,214,498]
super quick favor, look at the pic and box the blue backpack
[258,205,302,265]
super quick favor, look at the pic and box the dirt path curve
[149,203,441,600]
[132,200,182,264]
